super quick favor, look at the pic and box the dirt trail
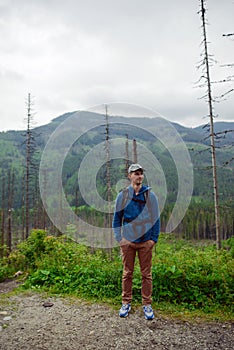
[0,280,233,350]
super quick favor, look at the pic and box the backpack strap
[121,188,150,211]
[143,189,149,204]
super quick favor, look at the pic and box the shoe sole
[144,315,154,320]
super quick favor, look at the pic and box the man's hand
[119,237,131,246]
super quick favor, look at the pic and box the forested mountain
[0,111,233,241]
[1,111,233,202]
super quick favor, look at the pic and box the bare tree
[40,168,48,230]
[21,173,25,240]
[25,93,32,238]
[7,170,14,253]
[133,139,137,163]
[23,93,39,238]
[1,174,5,257]
[104,105,113,254]
[198,0,221,249]
[125,134,130,181]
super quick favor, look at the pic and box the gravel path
[0,280,233,350]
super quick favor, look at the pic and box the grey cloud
[0,0,233,131]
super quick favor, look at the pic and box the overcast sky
[0,0,233,131]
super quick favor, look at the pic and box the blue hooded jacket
[112,185,160,243]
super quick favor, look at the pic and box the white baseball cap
[128,163,144,173]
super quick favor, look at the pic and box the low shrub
[0,230,233,314]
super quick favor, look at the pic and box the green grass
[0,229,233,322]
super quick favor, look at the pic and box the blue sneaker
[119,303,131,317]
[143,305,154,320]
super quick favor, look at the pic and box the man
[112,163,160,320]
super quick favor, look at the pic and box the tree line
[1,0,234,254]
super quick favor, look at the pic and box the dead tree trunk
[133,139,137,163]
[104,105,113,255]
[21,173,25,240]
[1,176,5,257]
[24,93,39,238]
[199,0,221,249]
[41,168,48,230]
[25,93,31,238]
[7,170,14,253]
[125,134,130,183]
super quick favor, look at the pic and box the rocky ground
[0,279,233,350]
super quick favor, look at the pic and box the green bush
[17,229,47,267]
[0,230,233,314]
[222,236,234,258]
[152,246,233,309]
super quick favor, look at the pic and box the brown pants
[120,240,154,305]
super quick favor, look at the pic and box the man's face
[128,170,144,186]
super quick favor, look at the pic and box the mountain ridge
[1,110,233,146]
[0,111,233,209]
[35,111,234,146]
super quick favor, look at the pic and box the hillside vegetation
[0,112,233,241]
